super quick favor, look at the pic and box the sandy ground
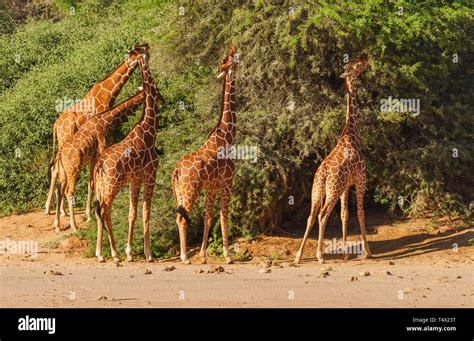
[0,210,473,308]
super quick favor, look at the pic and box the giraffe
[93,49,163,262]
[53,90,145,233]
[172,45,239,265]
[294,57,372,264]
[45,43,150,217]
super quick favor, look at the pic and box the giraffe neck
[342,78,359,139]
[131,58,158,144]
[215,73,236,146]
[93,55,140,109]
[104,91,145,131]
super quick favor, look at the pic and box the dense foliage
[0,0,472,257]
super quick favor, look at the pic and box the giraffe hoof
[317,257,325,264]
[113,257,121,263]
[126,256,134,262]
[54,227,60,233]
[364,253,372,260]
[224,257,233,265]
[343,254,350,260]
[182,259,191,265]
[198,257,207,265]
[97,256,105,263]
[44,210,50,215]
[146,257,154,263]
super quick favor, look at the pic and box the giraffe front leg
[126,183,140,262]
[45,163,58,215]
[220,188,232,264]
[355,180,372,259]
[199,190,217,264]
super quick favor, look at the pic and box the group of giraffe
[46,43,371,265]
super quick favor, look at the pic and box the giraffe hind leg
[355,180,372,259]
[126,183,140,262]
[53,183,63,233]
[142,180,155,262]
[219,188,232,264]
[340,189,350,260]
[294,175,325,265]
[103,204,120,262]
[316,192,339,263]
[294,194,322,264]
[95,200,105,262]
[45,162,57,215]
[176,209,190,264]
[199,190,217,264]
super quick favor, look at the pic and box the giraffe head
[137,50,165,108]
[340,57,369,81]
[218,45,239,78]
[128,43,150,65]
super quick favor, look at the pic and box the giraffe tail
[176,206,191,226]
[94,200,105,229]
[93,160,106,228]
[47,162,53,188]
[171,168,178,203]
[172,168,191,226]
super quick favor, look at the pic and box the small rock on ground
[258,267,271,274]
[207,265,225,273]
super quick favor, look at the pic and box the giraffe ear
[339,72,346,78]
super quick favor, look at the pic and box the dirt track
[1,211,473,308]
